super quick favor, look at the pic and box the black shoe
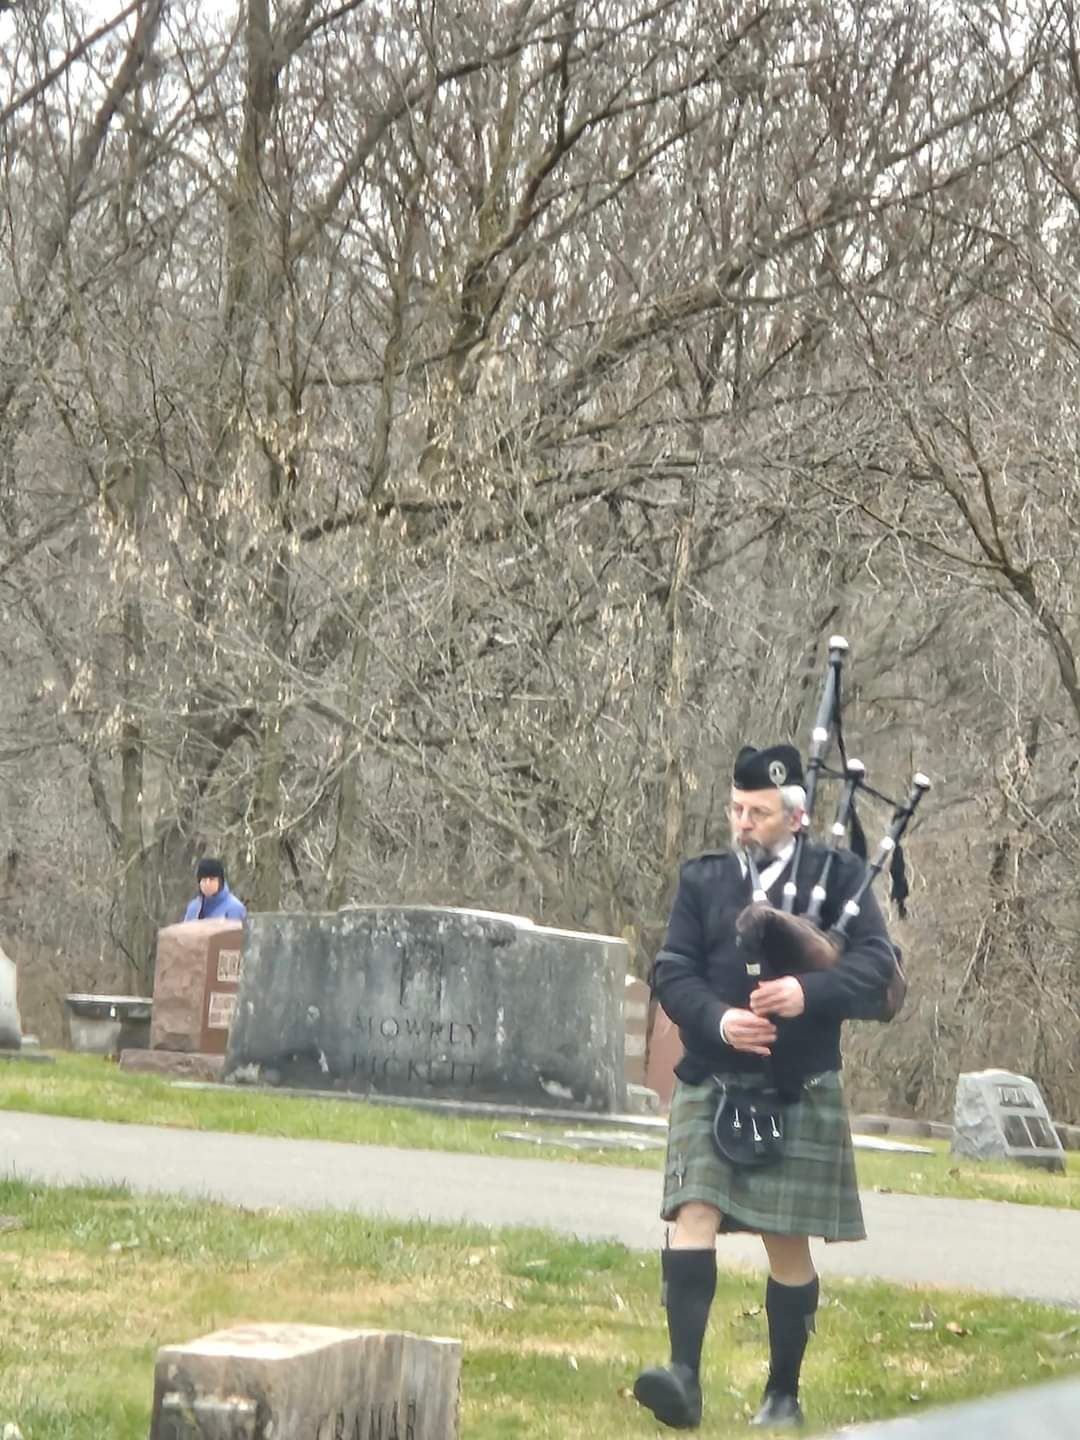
[749,1391,804,1428]
[633,1363,703,1429]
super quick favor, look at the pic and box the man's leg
[751,1232,818,1429]
[633,1202,720,1430]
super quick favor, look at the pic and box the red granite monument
[120,919,244,1081]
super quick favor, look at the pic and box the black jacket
[653,842,894,1089]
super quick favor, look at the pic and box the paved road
[3,1111,1077,1308]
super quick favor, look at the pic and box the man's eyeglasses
[729,801,781,824]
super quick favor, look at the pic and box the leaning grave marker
[226,906,627,1112]
[150,1323,460,1440]
[952,1067,1066,1174]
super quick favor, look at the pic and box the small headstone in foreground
[952,1068,1066,1174]
[150,1323,460,1440]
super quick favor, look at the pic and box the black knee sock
[662,1248,717,1376]
[765,1274,819,1397]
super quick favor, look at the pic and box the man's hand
[749,976,806,1019]
[720,1008,778,1057]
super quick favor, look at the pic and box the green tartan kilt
[661,1071,866,1242]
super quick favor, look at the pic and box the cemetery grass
[3,1054,1080,1211]
[2,1179,1079,1440]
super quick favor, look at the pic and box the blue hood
[183,884,247,922]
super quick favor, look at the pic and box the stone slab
[151,921,243,1053]
[850,1135,933,1155]
[952,1068,1066,1173]
[227,906,627,1112]
[495,1128,667,1153]
[120,1049,226,1082]
[149,1323,460,1440]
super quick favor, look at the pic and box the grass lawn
[1,1177,1078,1439]
[2,1053,1079,1212]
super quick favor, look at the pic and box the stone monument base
[120,1048,226,1083]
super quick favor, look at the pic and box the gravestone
[952,1068,1066,1173]
[149,920,244,1053]
[0,943,21,1050]
[149,1323,460,1440]
[122,921,244,1080]
[227,906,627,1112]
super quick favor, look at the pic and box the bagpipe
[734,635,930,1024]
[712,637,930,1167]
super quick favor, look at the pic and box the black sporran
[711,1082,786,1167]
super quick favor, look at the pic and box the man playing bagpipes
[633,639,928,1432]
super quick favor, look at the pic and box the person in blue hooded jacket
[183,857,247,921]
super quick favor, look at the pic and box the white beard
[734,837,772,866]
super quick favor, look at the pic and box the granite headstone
[227,906,627,1111]
[150,920,244,1053]
[952,1068,1066,1173]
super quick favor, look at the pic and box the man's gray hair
[780,784,807,817]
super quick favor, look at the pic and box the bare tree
[4,1,1080,1120]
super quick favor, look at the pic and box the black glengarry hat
[196,856,226,882]
[732,744,805,790]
